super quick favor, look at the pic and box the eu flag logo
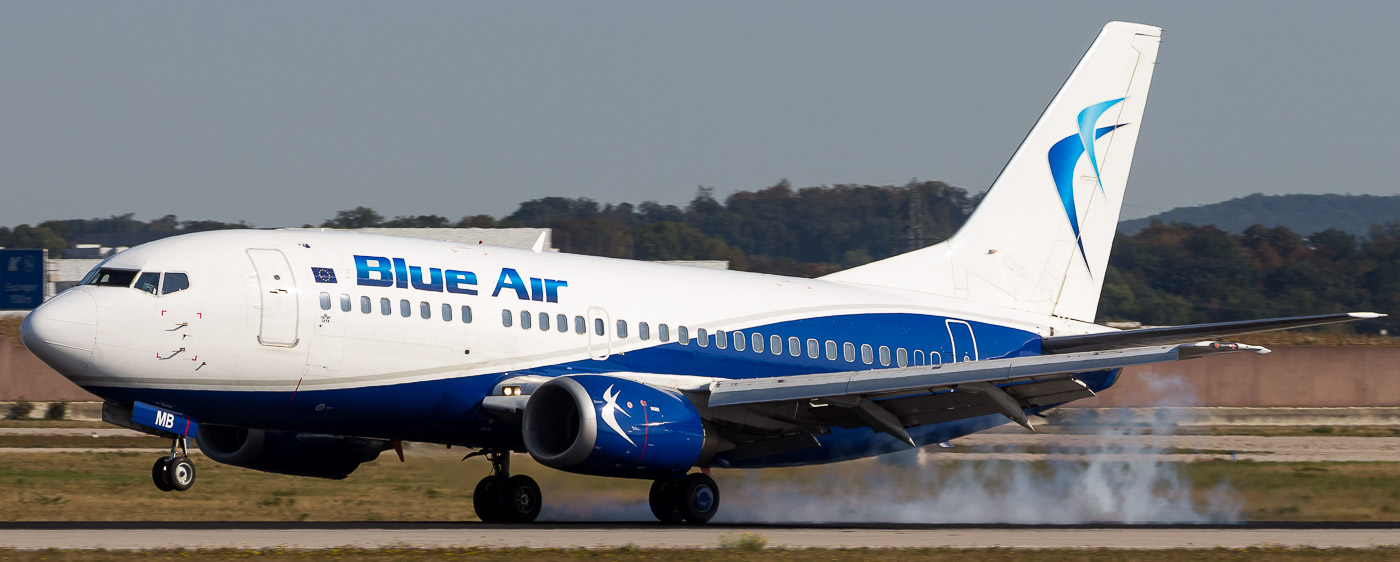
[312,267,338,284]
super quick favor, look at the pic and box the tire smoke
[714,373,1242,524]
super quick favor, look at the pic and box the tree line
[3,181,1395,332]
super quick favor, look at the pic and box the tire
[473,476,504,522]
[648,479,684,524]
[677,473,719,525]
[168,456,196,492]
[151,458,174,492]
[502,475,542,523]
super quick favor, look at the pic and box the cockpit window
[134,272,160,294]
[161,273,190,295]
[78,256,116,285]
[85,268,139,287]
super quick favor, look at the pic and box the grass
[0,435,168,448]
[2,451,1400,522]
[0,547,1398,560]
[0,420,109,429]
[0,316,20,346]
[1202,426,1400,438]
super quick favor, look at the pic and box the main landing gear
[467,450,541,523]
[151,437,196,492]
[649,472,720,524]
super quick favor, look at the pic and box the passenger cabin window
[461,305,473,323]
[557,314,568,333]
[340,294,351,312]
[161,273,190,295]
[520,311,532,330]
[616,320,628,339]
[593,318,605,336]
[696,328,708,347]
[677,326,689,345]
[318,292,331,310]
[789,337,800,357]
[659,324,671,342]
[843,342,856,362]
[86,268,138,287]
[733,331,746,351]
[861,344,873,364]
[574,316,586,334]
[539,312,550,332]
[502,309,514,327]
[771,335,782,355]
[897,348,908,367]
[751,333,764,353]
[135,272,160,294]
[714,330,726,349]
[380,298,391,316]
[639,322,650,340]
[420,301,431,319]
[442,303,453,322]
[879,346,891,366]
[807,338,819,359]
[361,296,371,314]
[399,299,411,318]
[825,340,838,360]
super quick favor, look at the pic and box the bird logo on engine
[601,385,636,446]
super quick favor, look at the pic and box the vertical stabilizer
[823,22,1160,323]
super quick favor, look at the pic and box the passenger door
[247,249,300,347]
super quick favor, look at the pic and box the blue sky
[2,1,1396,227]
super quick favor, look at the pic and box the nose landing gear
[152,437,196,492]
[466,449,541,523]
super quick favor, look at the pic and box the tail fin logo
[1047,97,1127,268]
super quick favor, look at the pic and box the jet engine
[195,424,389,479]
[522,375,715,478]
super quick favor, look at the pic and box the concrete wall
[1083,346,1400,407]
[0,341,98,401]
[4,342,1399,407]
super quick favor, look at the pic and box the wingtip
[1349,312,1387,319]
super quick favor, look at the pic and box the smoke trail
[713,372,1242,523]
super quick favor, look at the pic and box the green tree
[322,207,384,229]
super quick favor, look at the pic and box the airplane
[19,21,1384,524]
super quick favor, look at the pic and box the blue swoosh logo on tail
[1048,97,1128,270]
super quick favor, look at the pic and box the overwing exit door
[587,307,611,360]
[946,319,978,363]
[247,249,299,347]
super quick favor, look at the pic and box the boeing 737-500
[19,22,1383,523]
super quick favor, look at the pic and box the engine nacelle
[195,424,388,479]
[522,375,707,478]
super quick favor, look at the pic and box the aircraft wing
[1042,312,1384,354]
[690,341,1265,455]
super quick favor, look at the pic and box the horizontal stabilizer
[1042,312,1386,354]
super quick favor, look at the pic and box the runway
[2,522,1398,550]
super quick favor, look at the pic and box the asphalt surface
[1,522,1398,550]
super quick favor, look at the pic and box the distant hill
[1118,193,1400,237]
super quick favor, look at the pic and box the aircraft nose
[20,290,97,377]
